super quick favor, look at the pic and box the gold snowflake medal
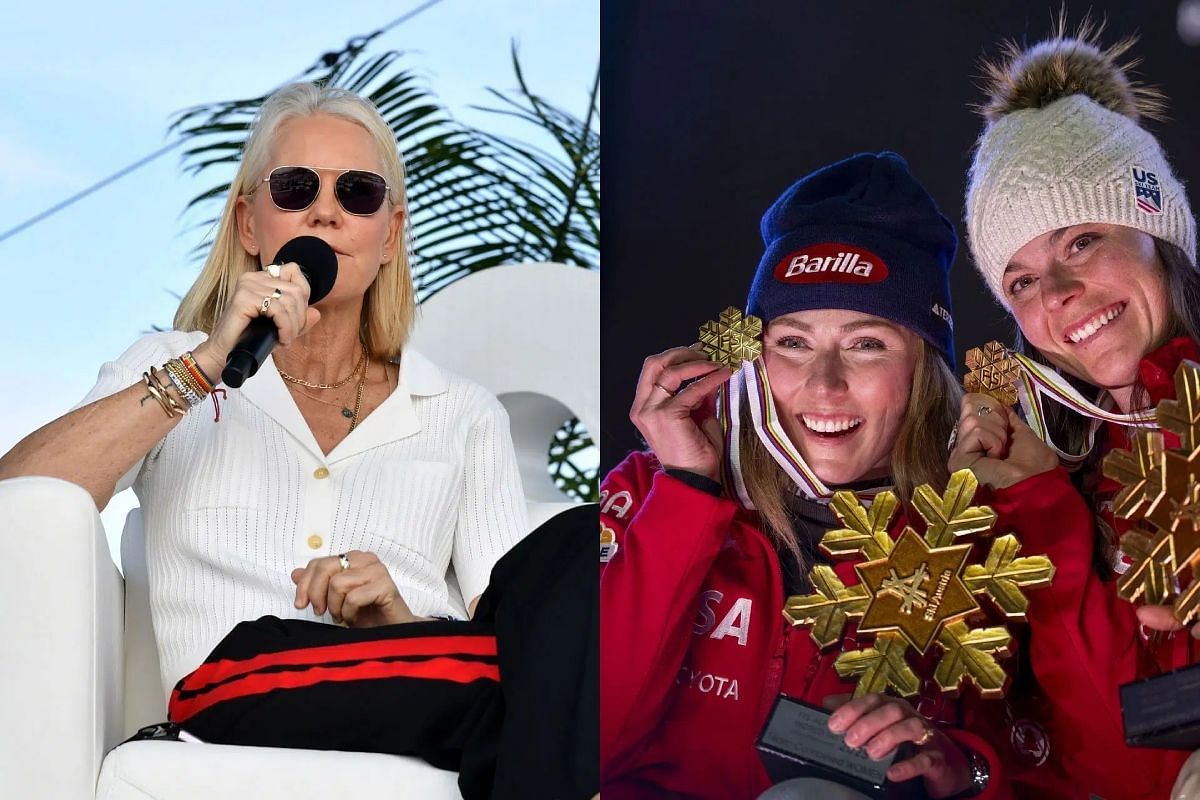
[698,307,763,368]
[783,470,1056,699]
[1103,360,1200,626]
[963,341,1022,408]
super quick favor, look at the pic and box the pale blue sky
[0,1,598,553]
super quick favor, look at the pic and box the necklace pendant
[341,407,354,419]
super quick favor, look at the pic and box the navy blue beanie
[745,152,958,362]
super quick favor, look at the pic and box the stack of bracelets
[141,351,227,421]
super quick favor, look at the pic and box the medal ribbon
[721,358,893,506]
[1007,351,1156,466]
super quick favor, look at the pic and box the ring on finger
[266,263,282,279]
[976,405,994,417]
[338,552,351,571]
[260,294,274,314]
[946,421,960,452]
[913,724,935,747]
[653,381,677,397]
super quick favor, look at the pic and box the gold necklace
[347,356,368,432]
[291,357,370,431]
[278,348,367,389]
[291,386,353,412]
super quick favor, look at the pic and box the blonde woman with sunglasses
[0,82,597,800]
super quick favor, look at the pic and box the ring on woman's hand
[913,725,935,747]
[653,381,676,397]
[266,263,282,279]
[947,421,960,452]
[977,405,994,417]
[338,553,351,571]
[259,289,283,314]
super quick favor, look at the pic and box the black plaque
[756,695,925,799]
[1121,661,1200,749]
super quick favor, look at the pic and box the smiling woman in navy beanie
[598,153,1063,799]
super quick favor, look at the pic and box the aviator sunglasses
[261,165,391,216]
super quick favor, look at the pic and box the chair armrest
[0,476,125,799]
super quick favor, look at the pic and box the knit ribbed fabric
[966,94,1196,305]
[746,151,958,361]
[77,330,527,694]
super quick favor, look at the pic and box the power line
[0,138,186,245]
[373,0,448,39]
[0,0,448,247]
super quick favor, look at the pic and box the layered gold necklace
[279,349,370,431]
[277,349,366,390]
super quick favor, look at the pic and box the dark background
[599,1,1200,474]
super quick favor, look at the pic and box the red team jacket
[994,336,1200,800]
[600,339,1200,800]
[599,455,1021,799]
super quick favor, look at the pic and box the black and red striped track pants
[168,503,598,800]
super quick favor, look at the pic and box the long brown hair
[738,339,961,574]
[1013,238,1200,572]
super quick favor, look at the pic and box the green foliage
[170,41,599,291]
[549,418,598,503]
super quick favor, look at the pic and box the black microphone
[221,236,338,388]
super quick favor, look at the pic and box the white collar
[392,347,448,397]
[235,347,448,464]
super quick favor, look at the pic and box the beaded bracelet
[166,372,201,407]
[139,352,227,422]
[163,360,203,407]
[180,351,215,393]
[177,350,227,422]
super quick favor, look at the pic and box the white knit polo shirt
[77,330,527,693]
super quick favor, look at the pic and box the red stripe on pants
[170,656,500,722]
[178,635,498,694]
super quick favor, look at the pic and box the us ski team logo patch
[1132,166,1163,215]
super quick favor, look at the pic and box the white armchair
[0,263,598,800]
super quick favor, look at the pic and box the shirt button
[313,467,330,479]
[307,534,323,550]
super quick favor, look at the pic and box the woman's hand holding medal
[630,346,733,482]
[951,392,1199,636]
[948,393,1058,490]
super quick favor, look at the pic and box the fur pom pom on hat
[965,27,1195,306]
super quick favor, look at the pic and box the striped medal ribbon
[720,358,894,507]
[1007,351,1157,467]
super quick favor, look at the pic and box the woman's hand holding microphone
[190,261,319,381]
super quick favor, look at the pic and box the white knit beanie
[965,36,1196,306]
